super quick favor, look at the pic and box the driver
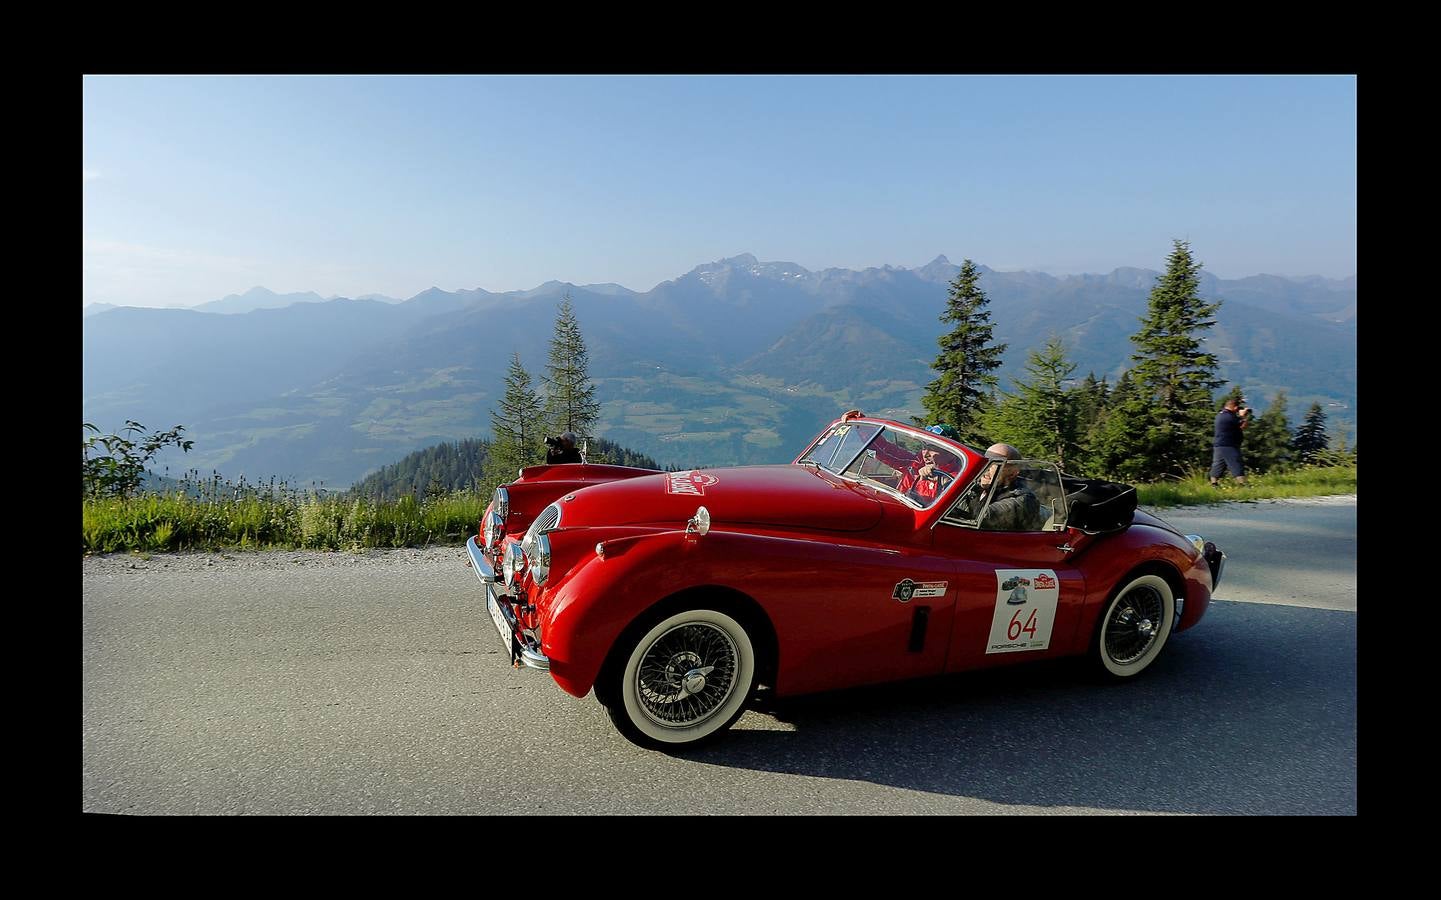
[871,425,963,504]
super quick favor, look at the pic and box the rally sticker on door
[892,579,947,602]
[985,569,1060,654]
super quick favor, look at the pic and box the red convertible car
[466,413,1225,750]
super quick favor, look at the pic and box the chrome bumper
[466,534,498,582]
[466,537,550,671]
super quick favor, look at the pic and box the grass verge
[83,465,1356,553]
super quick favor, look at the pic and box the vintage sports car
[465,413,1226,750]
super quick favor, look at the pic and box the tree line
[920,240,1354,482]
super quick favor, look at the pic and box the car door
[928,460,1088,672]
[763,537,959,697]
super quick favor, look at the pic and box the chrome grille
[527,502,561,543]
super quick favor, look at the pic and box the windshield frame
[797,421,881,474]
[796,419,978,511]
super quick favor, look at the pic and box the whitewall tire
[1093,573,1175,679]
[606,608,756,750]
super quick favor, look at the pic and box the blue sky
[83,75,1357,308]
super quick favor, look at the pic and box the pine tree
[486,352,544,486]
[1068,372,1109,474]
[985,337,1082,471]
[1090,369,1154,481]
[1245,390,1294,473]
[1073,372,1108,436]
[1292,402,1330,464]
[920,260,1007,444]
[542,293,601,441]
[1119,240,1223,480]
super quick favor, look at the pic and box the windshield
[802,423,967,509]
[799,422,880,471]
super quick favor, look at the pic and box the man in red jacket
[871,427,963,506]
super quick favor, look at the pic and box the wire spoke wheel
[609,607,757,749]
[1104,584,1164,664]
[635,623,738,727]
[1094,573,1175,679]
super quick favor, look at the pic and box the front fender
[538,529,720,697]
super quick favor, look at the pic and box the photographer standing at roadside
[1209,396,1252,487]
[544,431,583,464]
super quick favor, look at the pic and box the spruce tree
[920,260,1007,443]
[1090,369,1154,481]
[1120,240,1223,480]
[986,337,1081,471]
[1073,372,1108,436]
[542,294,601,441]
[1292,402,1330,464]
[1070,372,1109,474]
[486,352,544,486]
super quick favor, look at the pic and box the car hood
[557,465,884,533]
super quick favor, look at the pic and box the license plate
[486,589,514,654]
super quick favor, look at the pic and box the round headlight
[503,542,526,589]
[523,532,552,585]
[492,486,510,520]
[483,511,506,550]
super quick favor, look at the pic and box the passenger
[974,443,1043,531]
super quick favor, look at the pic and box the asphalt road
[82,497,1356,815]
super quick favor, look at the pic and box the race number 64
[1008,608,1039,641]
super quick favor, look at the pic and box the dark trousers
[1209,445,1245,480]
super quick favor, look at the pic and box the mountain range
[82,254,1358,488]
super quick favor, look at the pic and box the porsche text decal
[666,470,719,496]
[986,568,1061,654]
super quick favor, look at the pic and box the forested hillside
[350,436,662,500]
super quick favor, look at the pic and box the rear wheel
[1092,573,1175,679]
[604,608,756,750]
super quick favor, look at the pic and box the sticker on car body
[892,579,947,602]
[986,569,1061,654]
[666,471,718,496]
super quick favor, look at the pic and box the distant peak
[581,282,637,296]
[923,254,951,267]
[717,253,758,267]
